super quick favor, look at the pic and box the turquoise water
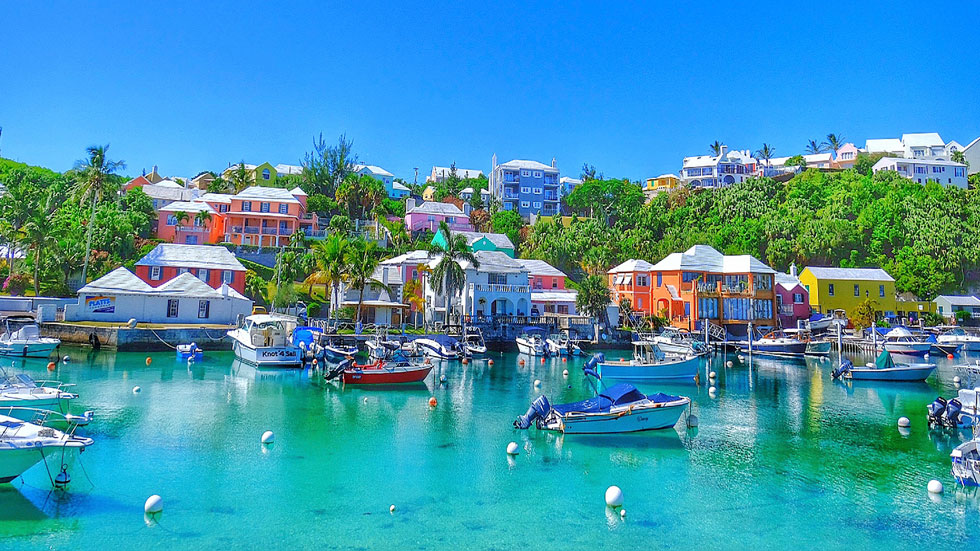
[2,347,980,549]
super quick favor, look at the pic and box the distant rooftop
[803,266,894,281]
[235,186,301,203]
[136,243,245,272]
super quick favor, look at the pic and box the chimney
[719,145,728,157]
[406,197,416,212]
[551,157,557,169]
[790,262,798,278]
[463,203,472,216]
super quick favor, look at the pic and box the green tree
[951,150,968,167]
[194,210,212,232]
[576,274,611,327]
[343,239,386,323]
[430,222,478,324]
[709,141,725,156]
[229,162,251,192]
[20,192,59,295]
[786,155,807,169]
[244,270,268,305]
[491,210,523,252]
[301,133,358,197]
[805,139,828,154]
[172,210,189,243]
[850,298,879,330]
[73,144,125,285]
[826,133,845,152]
[756,143,776,173]
[305,234,349,315]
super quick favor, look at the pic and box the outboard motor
[514,395,552,429]
[943,398,963,428]
[831,360,853,379]
[324,358,353,381]
[584,353,605,372]
[927,397,948,427]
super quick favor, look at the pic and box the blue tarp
[550,385,680,414]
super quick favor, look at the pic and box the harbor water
[2,347,980,549]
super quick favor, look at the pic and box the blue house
[489,156,561,219]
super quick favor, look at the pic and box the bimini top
[551,384,680,414]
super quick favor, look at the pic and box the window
[915,166,926,174]
[828,283,835,296]
[521,186,531,194]
[488,273,507,285]
[636,275,649,286]
[167,299,179,318]
[853,284,860,297]
[531,187,542,195]
[219,204,228,213]
[260,202,270,213]
[955,168,965,177]
[657,272,662,287]
[279,203,288,214]
[682,272,701,283]
[178,267,190,275]
[262,169,271,180]
[879,285,885,298]
[150,266,161,280]
[427,215,435,222]
[521,201,530,208]
[222,270,233,284]
[185,235,198,245]
[533,171,542,178]
[521,170,530,177]
[166,214,178,226]
[793,293,804,304]
[198,300,210,319]
[637,297,643,308]
[932,166,944,174]
[243,201,252,212]
[198,268,209,283]
[532,202,541,208]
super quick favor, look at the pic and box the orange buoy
[145,357,152,366]
[540,358,545,364]
[462,358,468,365]
[519,359,525,366]
[428,397,438,407]
[424,358,432,365]
[562,357,567,363]
[948,354,955,360]
[488,359,494,366]
[47,362,56,371]
[312,358,318,366]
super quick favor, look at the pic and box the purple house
[775,265,811,329]
[404,198,474,233]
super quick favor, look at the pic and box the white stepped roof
[156,273,222,297]
[935,295,980,306]
[355,164,395,178]
[497,159,557,172]
[407,201,465,216]
[865,138,904,153]
[608,259,655,273]
[197,193,233,204]
[445,250,526,273]
[235,186,300,203]
[432,166,484,179]
[78,267,154,294]
[382,250,433,265]
[136,244,245,272]
[275,163,303,176]
[531,290,577,302]
[516,259,567,278]
[158,201,216,214]
[454,231,514,250]
[650,245,775,274]
[901,132,944,147]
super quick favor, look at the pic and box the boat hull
[0,340,60,358]
[883,343,931,354]
[847,364,936,382]
[597,356,699,383]
[560,401,688,434]
[341,365,432,384]
[516,339,545,356]
[0,393,72,416]
[805,342,833,356]
[231,340,303,368]
[741,341,808,356]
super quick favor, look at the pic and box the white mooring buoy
[708,371,717,379]
[440,374,447,383]
[261,430,275,444]
[898,417,910,428]
[605,486,623,507]
[144,494,163,514]
[506,442,519,455]
[533,379,541,387]
[620,509,626,518]
[928,480,944,494]
[562,369,569,377]
[954,376,962,385]
[390,504,396,513]
[132,386,141,394]
[726,361,733,368]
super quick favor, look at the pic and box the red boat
[330,358,433,385]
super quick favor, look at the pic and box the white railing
[469,283,530,293]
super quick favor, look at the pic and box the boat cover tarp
[550,385,680,414]
[875,350,895,369]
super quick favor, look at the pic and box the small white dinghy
[0,371,79,417]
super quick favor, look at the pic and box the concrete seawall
[41,323,233,351]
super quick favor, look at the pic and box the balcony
[779,304,794,316]
[235,226,259,234]
[470,283,531,294]
[179,226,208,233]
[543,193,558,201]
[412,221,474,233]
[503,192,519,199]
[304,229,327,239]
[261,227,278,235]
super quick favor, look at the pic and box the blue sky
[1,1,978,182]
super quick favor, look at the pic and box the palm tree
[430,222,478,324]
[805,139,829,155]
[709,141,725,156]
[826,133,845,153]
[194,210,211,237]
[403,264,429,327]
[73,144,125,285]
[305,234,349,316]
[756,143,776,173]
[20,194,59,296]
[343,239,387,324]
[952,150,969,167]
[172,211,189,244]
[229,162,251,192]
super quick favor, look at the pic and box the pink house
[775,267,811,329]
[404,199,473,233]
[833,143,860,169]
[517,259,578,316]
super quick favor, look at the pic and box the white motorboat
[227,314,303,368]
[831,350,936,382]
[516,327,547,356]
[514,366,690,434]
[951,438,980,487]
[938,328,980,353]
[545,330,583,356]
[741,330,808,356]
[462,327,488,356]
[412,335,463,360]
[927,387,980,429]
[880,327,931,355]
[0,408,93,484]
[591,341,700,383]
[0,371,79,417]
[643,328,705,356]
[0,316,60,358]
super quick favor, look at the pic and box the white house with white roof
[516,259,577,315]
[962,136,980,175]
[404,199,474,233]
[424,250,531,322]
[865,138,905,156]
[427,166,484,183]
[680,146,757,189]
[934,295,980,321]
[872,157,968,188]
[65,267,251,324]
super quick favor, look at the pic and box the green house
[431,231,515,257]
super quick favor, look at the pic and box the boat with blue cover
[514,365,690,434]
[832,350,936,382]
[176,342,203,361]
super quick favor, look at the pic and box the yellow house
[799,266,934,320]
[643,174,680,201]
[221,162,279,186]
[422,185,436,201]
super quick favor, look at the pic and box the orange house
[609,245,778,336]
[222,186,317,247]
[156,201,225,245]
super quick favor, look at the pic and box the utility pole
[413,167,419,186]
